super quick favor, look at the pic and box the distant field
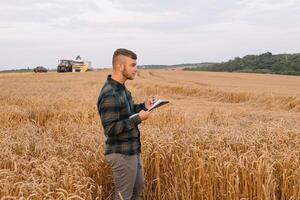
[0,70,299,199]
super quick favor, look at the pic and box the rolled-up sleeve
[98,94,141,137]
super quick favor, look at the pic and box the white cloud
[0,0,300,69]
[237,0,299,12]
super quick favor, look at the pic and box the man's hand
[139,110,151,121]
[144,96,155,110]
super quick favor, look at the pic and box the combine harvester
[57,56,92,72]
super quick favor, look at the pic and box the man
[97,48,153,200]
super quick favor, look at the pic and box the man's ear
[119,63,125,72]
[114,63,121,72]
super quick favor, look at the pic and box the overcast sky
[1,0,300,70]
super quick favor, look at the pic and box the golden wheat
[0,70,299,199]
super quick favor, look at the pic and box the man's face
[121,56,138,80]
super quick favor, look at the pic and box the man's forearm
[103,114,141,137]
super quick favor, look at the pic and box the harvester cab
[57,56,91,73]
[71,56,89,72]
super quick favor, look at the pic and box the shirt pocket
[119,96,132,117]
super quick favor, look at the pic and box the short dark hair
[112,48,137,67]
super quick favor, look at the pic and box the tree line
[184,52,300,75]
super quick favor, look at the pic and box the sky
[1,0,300,70]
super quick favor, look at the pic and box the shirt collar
[107,74,125,89]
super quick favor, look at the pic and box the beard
[122,68,135,80]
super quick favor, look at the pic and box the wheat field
[0,70,299,200]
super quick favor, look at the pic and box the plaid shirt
[97,75,146,155]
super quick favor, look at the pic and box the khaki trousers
[105,153,144,200]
